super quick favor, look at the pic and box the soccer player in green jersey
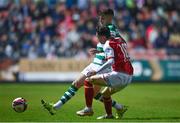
[41,9,124,118]
[76,8,128,119]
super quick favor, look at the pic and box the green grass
[0,83,180,122]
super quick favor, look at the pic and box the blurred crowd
[0,0,179,61]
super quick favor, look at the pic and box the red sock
[84,80,94,107]
[103,97,112,116]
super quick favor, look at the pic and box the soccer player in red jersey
[86,26,133,119]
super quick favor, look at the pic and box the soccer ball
[12,97,27,113]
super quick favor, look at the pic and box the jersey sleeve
[96,43,104,52]
[103,41,114,60]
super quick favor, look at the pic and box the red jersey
[103,38,133,75]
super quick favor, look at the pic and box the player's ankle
[85,106,93,110]
[107,114,113,117]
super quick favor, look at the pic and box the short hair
[97,26,111,38]
[99,8,114,16]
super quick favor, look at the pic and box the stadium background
[0,0,180,122]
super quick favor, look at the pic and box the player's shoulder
[103,40,111,49]
[105,38,118,45]
[112,37,125,43]
[97,42,104,47]
[105,39,110,44]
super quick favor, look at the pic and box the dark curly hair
[98,8,114,16]
[97,26,111,38]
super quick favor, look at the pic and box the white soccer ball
[12,97,27,113]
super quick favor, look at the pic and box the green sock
[60,85,78,104]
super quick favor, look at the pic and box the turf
[0,83,180,122]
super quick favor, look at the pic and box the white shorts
[101,71,132,89]
[81,63,111,77]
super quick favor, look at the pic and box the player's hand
[87,70,97,77]
[88,48,98,56]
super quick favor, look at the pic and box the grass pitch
[0,83,180,122]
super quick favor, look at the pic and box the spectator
[0,0,179,61]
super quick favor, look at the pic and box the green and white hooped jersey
[92,43,106,66]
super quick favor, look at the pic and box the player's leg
[53,73,86,109]
[41,64,95,115]
[100,87,128,119]
[88,74,108,86]
[100,72,132,119]
[96,86,128,119]
[77,83,123,116]
[76,82,101,116]
[84,80,94,108]
[41,73,86,115]
[95,87,114,119]
[94,88,124,110]
[87,75,114,119]
[94,92,124,111]
[76,74,114,117]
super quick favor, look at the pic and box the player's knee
[103,96,111,101]
[102,91,111,98]
[102,94,111,98]
[88,77,95,84]
[72,81,81,88]
[84,80,93,87]
[72,81,77,87]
